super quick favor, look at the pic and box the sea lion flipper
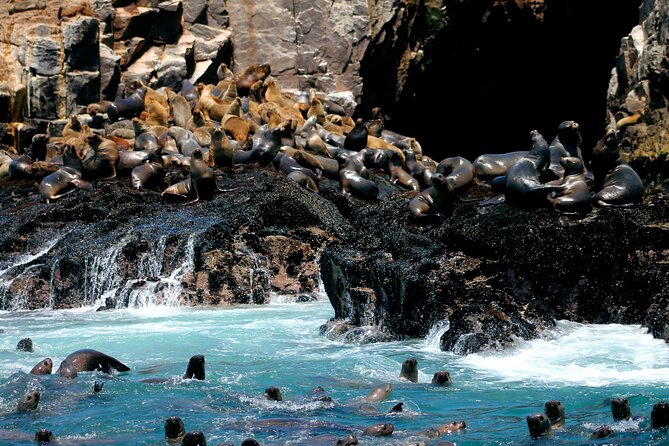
[478,195,505,206]
[104,355,130,372]
[71,179,93,191]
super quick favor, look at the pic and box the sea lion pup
[208,127,234,168]
[107,86,147,122]
[183,354,205,380]
[182,431,207,446]
[82,135,119,180]
[547,157,592,215]
[400,358,419,382]
[431,370,452,386]
[335,434,358,446]
[544,400,565,428]
[504,130,563,208]
[165,416,186,443]
[526,413,551,438]
[265,386,283,401]
[39,145,92,203]
[34,428,54,443]
[287,171,318,191]
[364,383,393,402]
[590,425,612,439]
[409,172,457,224]
[235,63,271,96]
[611,397,632,421]
[389,151,420,191]
[651,401,669,428]
[335,151,379,200]
[131,148,165,190]
[56,349,130,378]
[17,390,40,412]
[30,358,53,375]
[344,118,368,151]
[590,130,643,207]
[17,338,33,352]
[362,423,394,437]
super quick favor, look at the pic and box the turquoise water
[1,298,669,445]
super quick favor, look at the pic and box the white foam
[459,321,669,386]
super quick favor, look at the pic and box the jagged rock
[62,17,100,71]
[47,119,70,138]
[26,35,62,77]
[183,0,207,24]
[0,83,26,122]
[151,1,184,43]
[115,37,148,69]
[124,46,162,87]
[206,0,228,27]
[326,91,357,117]
[114,5,159,41]
[189,24,231,62]
[156,34,195,89]
[92,0,115,26]
[26,75,62,119]
[65,71,100,115]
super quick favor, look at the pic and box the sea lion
[389,402,404,413]
[436,156,475,192]
[34,428,54,443]
[93,381,104,393]
[437,421,466,434]
[168,127,200,157]
[183,354,205,380]
[39,146,92,203]
[273,153,320,184]
[360,148,391,173]
[181,80,200,108]
[208,127,234,168]
[544,400,565,428]
[182,431,207,446]
[83,135,119,180]
[107,87,147,122]
[242,124,284,167]
[241,439,260,446]
[547,157,592,215]
[16,338,33,352]
[362,423,394,437]
[593,163,643,207]
[590,425,612,440]
[335,435,358,446]
[545,121,582,181]
[165,416,186,443]
[236,63,271,95]
[336,151,379,200]
[651,401,669,428]
[431,370,452,386]
[131,149,165,190]
[307,90,326,125]
[118,149,150,172]
[409,173,457,224]
[265,386,283,401]
[526,413,551,438]
[344,118,368,151]
[8,155,35,179]
[472,151,528,184]
[170,93,193,129]
[188,148,221,204]
[56,349,130,378]
[400,358,418,382]
[305,128,333,159]
[364,384,393,402]
[17,390,40,412]
[30,358,53,375]
[27,134,48,161]
[365,108,384,137]
[611,397,632,421]
[161,179,194,202]
[389,152,419,191]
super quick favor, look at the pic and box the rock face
[607,0,669,187]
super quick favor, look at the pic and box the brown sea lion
[400,358,418,382]
[611,397,632,421]
[436,156,475,191]
[30,358,53,375]
[590,425,612,440]
[409,173,457,224]
[334,434,358,446]
[544,400,565,428]
[307,90,326,125]
[236,63,271,95]
[364,384,393,402]
[431,370,452,386]
[527,413,551,438]
[17,390,40,412]
[651,401,669,428]
[547,157,592,215]
[362,423,394,437]
[131,149,165,190]
[437,421,466,434]
[39,145,92,203]
[56,349,130,378]
[83,135,119,180]
[208,127,234,168]
[169,93,193,129]
[265,386,283,401]
[165,416,186,443]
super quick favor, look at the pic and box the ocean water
[1,297,669,445]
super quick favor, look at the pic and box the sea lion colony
[0,63,643,222]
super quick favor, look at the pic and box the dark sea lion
[93,381,104,393]
[8,155,35,179]
[436,156,475,192]
[209,127,234,168]
[546,121,582,182]
[265,386,283,401]
[431,370,452,386]
[437,421,466,434]
[16,338,33,352]
[30,358,53,375]
[362,423,394,437]
[611,397,632,421]
[335,151,379,200]
[39,146,92,203]
[83,135,119,180]
[56,349,130,378]
[409,173,457,224]
[181,80,200,108]
[344,118,368,151]
[335,434,358,446]
[590,425,612,440]
[589,128,621,191]
[183,354,205,380]
[161,179,193,202]
[188,148,221,204]
[34,428,54,443]
[170,93,192,129]
[17,390,40,412]
[389,402,403,413]
[251,124,285,167]
[240,439,260,446]
[404,147,427,180]
[593,164,643,207]
[547,157,592,215]
[131,149,165,190]
[182,431,207,446]
[118,149,150,171]
[364,384,392,402]
[651,401,669,428]
[526,413,551,438]
[360,148,390,173]
[165,416,186,443]
[389,152,419,191]
[27,134,48,161]
[134,127,159,153]
[168,127,200,157]
[400,358,418,382]
[107,87,147,122]
[544,400,565,428]
[472,151,528,184]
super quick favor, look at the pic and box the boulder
[65,71,101,115]
[0,83,27,122]
[62,17,101,71]
[26,75,62,120]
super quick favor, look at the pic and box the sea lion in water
[335,435,358,446]
[362,423,394,437]
[526,413,551,438]
[183,354,205,380]
[364,384,393,402]
[17,390,40,412]
[265,386,283,401]
[590,425,612,440]
[30,358,53,375]
[56,349,130,378]
[389,402,404,413]
[34,428,54,443]
[400,358,418,382]
[651,401,669,428]
[611,397,632,421]
[431,370,452,386]
[544,400,565,428]
[16,338,33,352]
[165,416,186,443]
[547,157,592,215]
[409,173,457,224]
[437,421,467,434]
[182,431,207,446]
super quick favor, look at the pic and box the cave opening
[361,0,642,162]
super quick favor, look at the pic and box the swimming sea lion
[131,148,165,190]
[437,421,466,434]
[182,431,207,446]
[30,358,53,375]
[364,384,393,402]
[265,386,283,401]
[34,428,54,443]
[611,397,632,421]
[165,416,186,443]
[651,401,669,428]
[409,173,457,224]
[183,354,205,380]
[472,151,528,184]
[526,413,551,438]
[590,425,612,440]
[16,338,33,352]
[389,402,403,413]
[400,358,418,382]
[241,439,260,446]
[335,434,358,446]
[431,371,452,386]
[544,400,565,428]
[362,423,394,437]
[344,118,368,151]
[17,390,40,412]
[56,349,130,378]
[547,157,592,215]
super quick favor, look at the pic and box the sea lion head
[431,173,455,194]
[17,390,40,412]
[265,386,283,401]
[363,423,394,437]
[34,428,53,443]
[400,357,418,382]
[438,420,467,434]
[181,431,206,446]
[651,401,669,428]
[590,425,612,440]
[526,413,551,438]
[30,358,53,375]
[335,434,358,446]
[183,354,205,380]
[557,120,582,146]
[164,416,186,442]
[58,359,77,379]
[210,127,224,141]
[544,400,565,425]
[611,397,632,421]
[592,128,619,161]
[560,156,584,177]
[431,370,452,386]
